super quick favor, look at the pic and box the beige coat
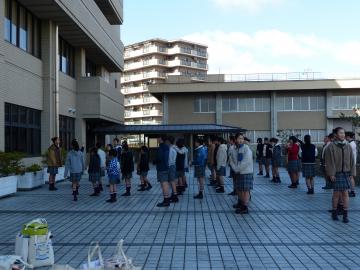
[324,142,356,177]
[47,144,62,167]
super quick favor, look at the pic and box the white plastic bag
[28,233,54,268]
[0,255,32,270]
[104,240,141,270]
[15,234,29,262]
[82,242,104,270]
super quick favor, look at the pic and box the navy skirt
[287,160,301,173]
[302,163,316,178]
[70,173,82,183]
[235,173,254,191]
[333,172,351,191]
[47,166,58,176]
[194,165,205,178]
[88,172,100,183]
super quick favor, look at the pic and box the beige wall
[223,112,270,129]
[168,94,215,124]
[59,73,77,117]
[278,112,326,129]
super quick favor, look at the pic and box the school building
[148,73,360,143]
[0,0,124,156]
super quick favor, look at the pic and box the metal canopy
[92,124,246,135]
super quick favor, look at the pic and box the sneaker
[157,199,170,207]
[170,194,179,203]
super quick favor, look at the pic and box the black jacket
[121,151,134,174]
[88,153,101,174]
[139,152,150,172]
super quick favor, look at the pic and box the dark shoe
[98,184,104,192]
[49,184,58,191]
[194,192,203,199]
[343,210,349,223]
[170,194,179,203]
[288,184,297,189]
[122,189,131,196]
[228,191,236,196]
[310,188,314,194]
[349,191,356,197]
[337,204,344,215]
[264,174,270,178]
[90,188,100,196]
[106,194,115,203]
[145,183,153,191]
[216,186,225,193]
[332,210,339,221]
[137,185,146,191]
[257,172,263,176]
[75,186,79,196]
[271,178,276,183]
[208,181,216,186]
[72,191,78,202]
[276,177,281,183]
[184,182,188,188]
[295,181,299,186]
[113,193,117,202]
[157,198,170,207]
[233,200,242,209]
[236,205,249,214]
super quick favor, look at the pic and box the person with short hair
[287,136,301,188]
[106,149,120,203]
[325,127,356,223]
[47,137,62,191]
[346,131,357,197]
[137,145,152,191]
[216,137,227,193]
[120,141,134,196]
[156,135,171,207]
[270,138,282,183]
[174,138,188,195]
[193,138,207,199]
[96,142,106,192]
[300,135,318,194]
[229,133,254,214]
[256,138,264,175]
[64,139,85,201]
[88,147,101,196]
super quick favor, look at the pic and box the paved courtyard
[1,167,360,269]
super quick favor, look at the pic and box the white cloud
[212,0,283,12]
[183,30,360,75]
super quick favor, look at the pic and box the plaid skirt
[138,171,148,177]
[333,172,351,191]
[70,173,82,183]
[176,170,185,178]
[287,160,301,173]
[217,166,226,177]
[302,163,316,178]
[235,173,254,191]
[194,165,205,178]
[122,173,132,180]
[47,166,58,176]
[88,172,100,183]
[272,157,281,167]
[108,175,120,184]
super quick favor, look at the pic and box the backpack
[176,152,185,171]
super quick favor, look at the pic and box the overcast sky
[122,0,360,75]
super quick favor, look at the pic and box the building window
[194,97,216,113]
[333,96,360,110]
[291,129,326,143]
[59,115,75,151]
[5,103,41,156]
[3,0,41,57]
[245,130,271,144]
[85,58,97,77]
[276,96,325,111]
[59,37,75,77]
[222,97,270,112]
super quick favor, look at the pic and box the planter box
[43,167,66,183]
[17,171,45,190]
[0,175,18,198]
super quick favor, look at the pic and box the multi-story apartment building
[149,73,360,143]
[121,39,208,125]
[0,0,124,156]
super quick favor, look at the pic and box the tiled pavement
[1,167,360,269]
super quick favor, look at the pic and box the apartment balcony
[94,0,123,24]
[124,59,167,71]
[125,120,162,125]
[124,110,163,119]
[167,46,208,59]
[167,60,208,70]
[121,72,166,83]
[77,76,124,123]
[122,85,148,95]
[125,46,167,59]
[125,96,161,106]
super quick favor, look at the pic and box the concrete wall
[223,112,271,130]
[59,73,77,117]
[278,112,326,129]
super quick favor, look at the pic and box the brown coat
[47,144,62,167]
[324,142,356,177]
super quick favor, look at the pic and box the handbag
[21,219,48,236]
[104,240,141,270]
[82,242,104,270]
[0,255,32,270]
[28,233,54,268]
[15,234,29,262]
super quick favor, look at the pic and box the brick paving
[1,167,360,269]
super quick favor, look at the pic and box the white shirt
[97,148,106,168]
[349,140,357,164]
[169,145,177,166]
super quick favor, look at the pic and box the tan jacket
[324,142,356,177]
[207,144,215,166]
[47,144,62,167]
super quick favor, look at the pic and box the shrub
[26,164,42,174]
[0,152,25,177]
